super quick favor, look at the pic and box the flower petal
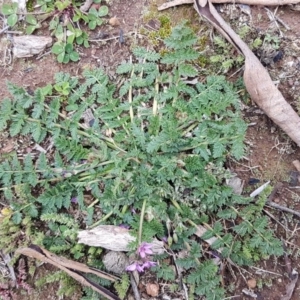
[136,264,144,273]
[126,263,137,272]
[143,261,157,269]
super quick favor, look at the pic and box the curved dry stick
[193,0,300,146]
[158,0,193,10]
[158,0,300,10]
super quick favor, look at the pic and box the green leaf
[12,212,22,225]
[83,40,89,48]
[133,47,161,62]
[63,53,70,64]
[116,63,133,74]
[26,25,36,34]
[69,51,79,62]
[76,36,83,45]
[7,14,18,27]
[178,64,198,77]
[1,3,18,15]
[81,14,89,23]
[67,31,75,44]
[65,43,73,53]
[55,0,70,11]
[96,18,104,26]
[57,52,65,63]
[32,123,42,142]
[26,15,37,25]
[75,28,82,37]
[10,118,24,136]
[98,5,108,16]
[88,20,97,30]
[52,42,65,55]
[73,13,80,22]
[88,7,98,17]
[41,84,53,96]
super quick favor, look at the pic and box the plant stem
[128,64,134,123]
[170,198,183,213]
[121,205,128,214]
[153,66,159,116]
[87,199,99,208]
[138,199,147,244]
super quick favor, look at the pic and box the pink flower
[137,242,153,258]
[71,197,78,203]
[142,261,157,269]
[126,262,144,273]
[125,261,157,273]
[119,224,130,229]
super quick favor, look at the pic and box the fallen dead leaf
[146,282,159,297]
[109,16,120,27]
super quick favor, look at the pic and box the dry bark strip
[13,35,52,58]
[192,0,300,146]
[158,0,300,10]
[78,225,165,253]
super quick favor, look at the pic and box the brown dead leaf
[146,283,159,297]
[109,16,120,27]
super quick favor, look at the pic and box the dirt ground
[1,0,300,299]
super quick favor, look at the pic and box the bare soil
[1,0,300,299]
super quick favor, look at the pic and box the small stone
[109,16,120,27]
[247,278,256,289]
[102,251,129,274]
[146,283,159,297]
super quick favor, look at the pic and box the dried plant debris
[281,269,298,300]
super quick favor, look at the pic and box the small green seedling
[52,42,79,64]
[54,81,70,96]
[1,3,40,33]
[1,3,18,27]
[48,1,108,62]
[25,15,41,34]
[264,33,280,49]
[1,0,109,63]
